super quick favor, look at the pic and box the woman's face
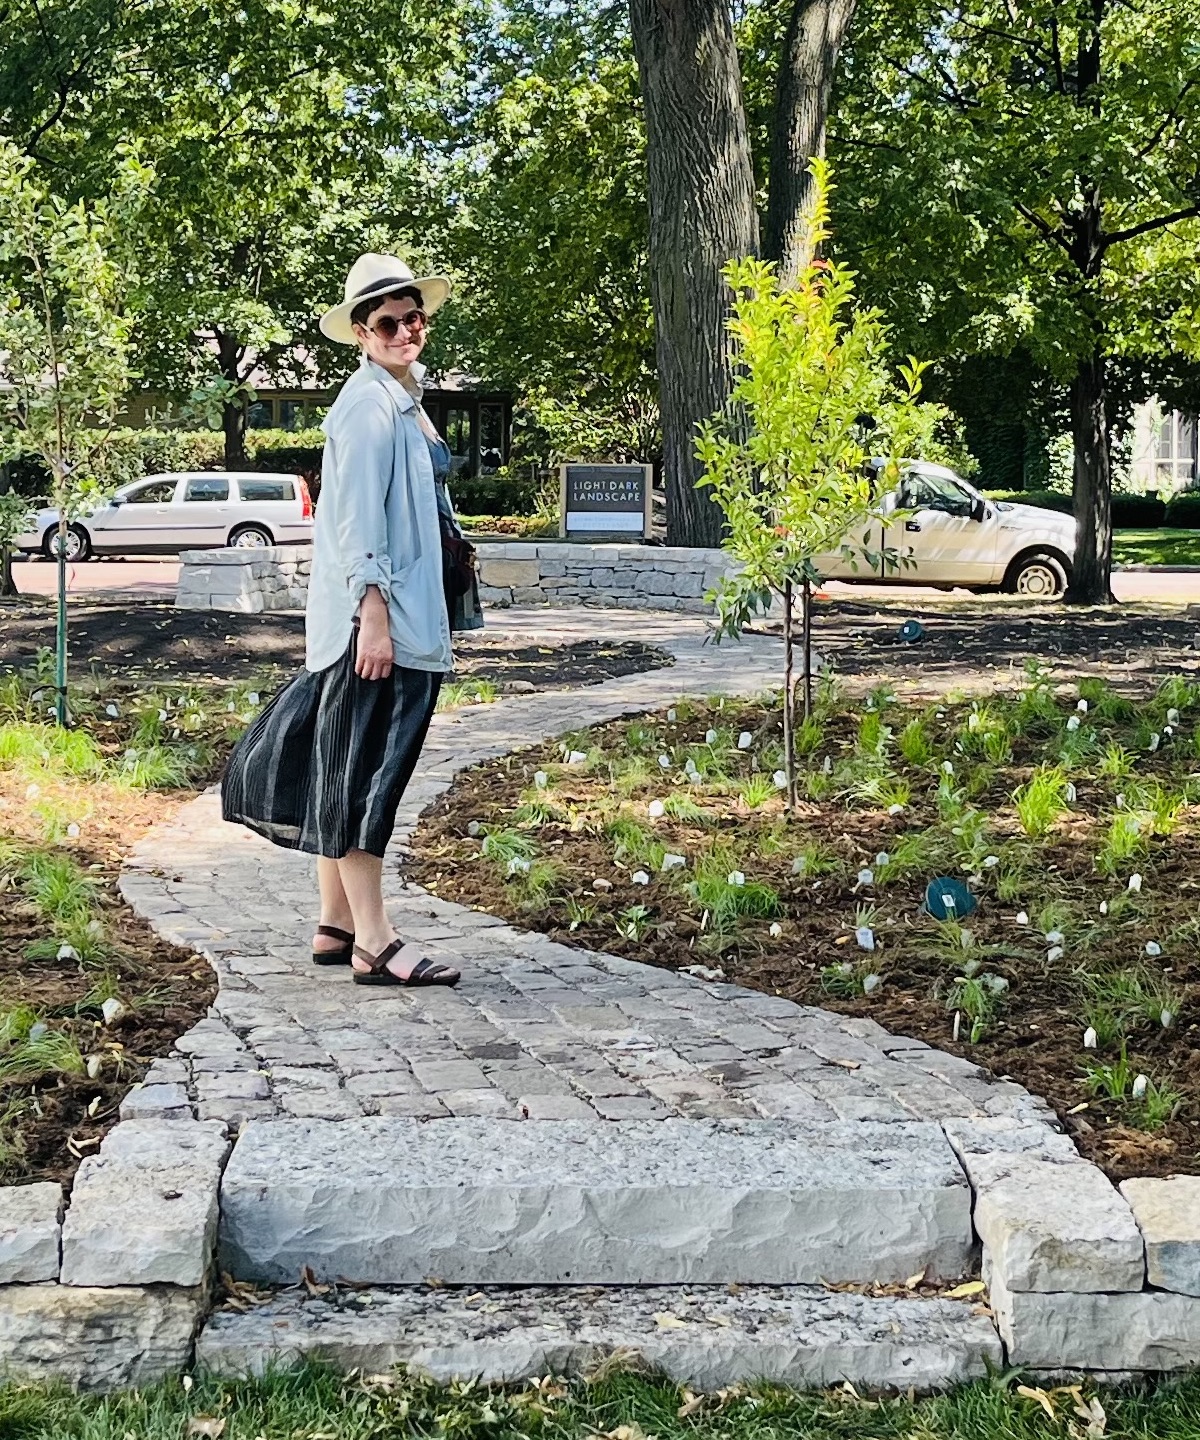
[354,293,428,371]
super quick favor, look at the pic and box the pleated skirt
[221,635,442,859]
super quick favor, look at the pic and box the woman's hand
[355,587,393,681]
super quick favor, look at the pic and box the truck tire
[1004,551,1068,598]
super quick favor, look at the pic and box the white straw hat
[319,253,452,345]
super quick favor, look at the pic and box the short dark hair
[350,285,424,329]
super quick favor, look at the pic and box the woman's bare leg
[337,849,422,979]
[313,856,355,954]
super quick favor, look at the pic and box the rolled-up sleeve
[333,396,395,605]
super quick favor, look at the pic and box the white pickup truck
[818,461,1076,597]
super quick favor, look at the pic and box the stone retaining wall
[174,542,736,615]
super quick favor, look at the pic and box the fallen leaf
[943,1280,986,1299]
[186,1419,226,1438]
[905,1268,927,1289]
[1017,1385,1059,1423]
[654,1312,688,1329]
[300,1265,329,1297]
[677,1392,705,1419]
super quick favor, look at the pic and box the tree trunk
[1065,348,1115,604]
[217,330,248,469]
[0,548,16,598]
[783,578,797,810]
[764,0,859,283]
[629,0,760,547]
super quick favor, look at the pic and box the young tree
[697,165,931,806]
[831,0,1200,603]
[0,143,146,722]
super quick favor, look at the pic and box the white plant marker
[863,974,882,994]
[467,820,482,837]
[66,823,80,838]
[568,750,587,765]
[662,853,686,872]
[534,771,548,789]
[773,770,788,789]
[727,871,745,887]
[1016,911,1029,926]
[822,755,833,774]
[705,729,718,745]
[856,926,876,951]
[248,692,260,706]
[856,868,875,888]
[1083,1027,1098,1050]
[1162,1008,1174,1028]
[1132,1074,1149,1099]
[1077,698,1089,712]
[737,731,753,750]
[507,856,531,875]
[1099,899,1108,914]
[876,852,889,866]
[658,754,672,770]
[1066,715,1081,732]
[85,1054,103,1080]
[1146,940,1162,957]
[952,1011,962,1042]
[1065,782,1077,804]
[57,944,80,963]
[792,855,808,874]
[101,998,126,1025]
[1047,945,1064,963]
[1128,872,1143,892]
[1167,708,1180,725]
[1149,733,1161,752]
[648,800,666,819]
[888,803,905,815]
[631,870,650,886]
[983,854,999,868]
[105,703,120,717]
[667,708,677,722]
[769,922,783,938]
[1045,929,1064,945]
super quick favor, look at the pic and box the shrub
[986,488,1073,515]
[1111,493,1166,528]
[1164,491,1200,529]
[449,467,542,517]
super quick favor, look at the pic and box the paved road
[11,556,1200,607]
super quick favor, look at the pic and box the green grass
[6,1361,1200,1440]
[1112,528,1200,567]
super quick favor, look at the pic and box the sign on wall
[559,463,653,539]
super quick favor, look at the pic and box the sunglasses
[367,309,427,340]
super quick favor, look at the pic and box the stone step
[218,1118,974,1286]
[196,1284,1001,1391]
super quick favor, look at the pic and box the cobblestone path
[119,610,1055,1136]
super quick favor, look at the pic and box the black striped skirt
[221,636,442,859]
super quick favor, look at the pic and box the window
[184,477,230,503]
[237,478,294,503]
[479,402,505,471]
[900,470,974,517]
[246,400,275,430]
[444,406,472,474]
[1155,412,1199,491]
[125,479,178,505]
[277,400,305,432]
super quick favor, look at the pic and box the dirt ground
[797,596,1200,692]
[0,598,671,690]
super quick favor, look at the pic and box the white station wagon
[17,471,314,561]
[819,461,1076,597]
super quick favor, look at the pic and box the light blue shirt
[305,355,452,675]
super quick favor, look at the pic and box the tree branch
[1135,79,1197,160]
[1014,200,1076,256]
[1105,204,1200,248]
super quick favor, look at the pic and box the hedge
[985,489,1170,528]
[1162,492,1200,528]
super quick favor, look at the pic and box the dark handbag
[439,509,477,602]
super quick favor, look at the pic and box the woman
[222,252,479,987]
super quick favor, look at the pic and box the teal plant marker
[924,876,977,920]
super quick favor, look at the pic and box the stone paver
[196,1283,1003,1389]
[0,1183,63,1283]
[1120,1177,1200,1297]
[118,612,1057,1143]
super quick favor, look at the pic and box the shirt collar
[360,353,425,412]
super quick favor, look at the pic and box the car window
[237,478,294,503]
[126,479,178,505]
[183,477,230,503]
[900,471,974,517]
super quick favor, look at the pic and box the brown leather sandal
[352,939,461,988]
[312,924,354,966]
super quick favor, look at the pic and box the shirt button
[366,552,374,558]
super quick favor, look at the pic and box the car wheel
[1006,552,1068,598]
[41,523,92,562]
[228,524,273,549]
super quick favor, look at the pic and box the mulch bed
[796,596,1200,690]
[0,599,670,689]
[1,855,217,1188]
[407,696,1200,1184]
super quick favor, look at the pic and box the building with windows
[1130,402,1199,494]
